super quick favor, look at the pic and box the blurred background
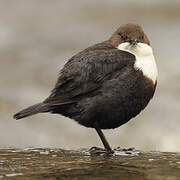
[0,0,180,152]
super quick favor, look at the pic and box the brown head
[107,24,157,85]
[109,24,150,47]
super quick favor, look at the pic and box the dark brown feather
[44,43,135,105]
[13,24,156,130]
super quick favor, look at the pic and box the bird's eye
[123,35,128,40]
[118,33,128,40]
[139,35,144,40]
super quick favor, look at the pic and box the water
[0,0,180,151]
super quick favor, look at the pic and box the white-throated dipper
[13,24,158,153]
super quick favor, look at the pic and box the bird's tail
[13,103,49,120]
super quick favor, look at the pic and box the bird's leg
[95,127,114,154]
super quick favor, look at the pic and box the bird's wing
[44,44,135,105]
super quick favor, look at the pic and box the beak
[129,39,137,45]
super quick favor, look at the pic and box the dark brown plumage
[14,24,157,153]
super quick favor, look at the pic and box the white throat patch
[118,42,158,84]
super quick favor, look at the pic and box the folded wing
[44,44,136,105]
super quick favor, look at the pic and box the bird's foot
[89,146,114,156]
[114,147,135,152]
[113,147,140,156]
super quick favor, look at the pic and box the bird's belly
[72,73,156,129]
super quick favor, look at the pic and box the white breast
[118,42,158,84]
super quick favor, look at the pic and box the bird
[13,24,158,153]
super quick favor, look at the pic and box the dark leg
[95,127,114,153]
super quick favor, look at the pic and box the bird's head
[109,24,152,57]
[109,24,150,46]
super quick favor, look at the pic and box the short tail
[13,103,49,120]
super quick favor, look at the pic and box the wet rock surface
[1,1,180,152]
[0,148,179,179]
